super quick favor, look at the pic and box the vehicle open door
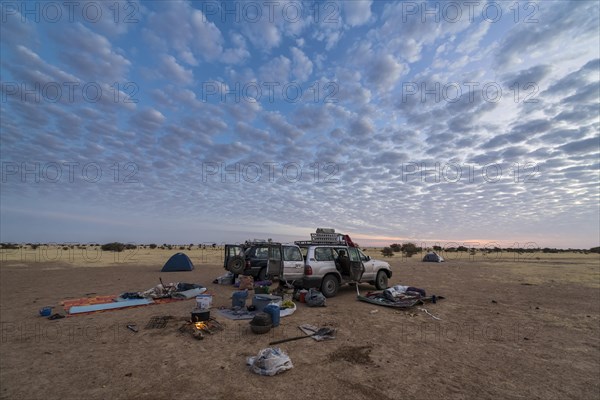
[348,247,365,282]
[224,244,244,274]
[266,243,283,279]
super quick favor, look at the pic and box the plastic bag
[214,272,234,285]
[247,347,293,376]
[305,288,326,307]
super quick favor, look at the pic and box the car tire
[320,275,339,298]
[375,270,388,290]
[227,256,245,275]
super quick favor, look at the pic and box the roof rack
[312,232,340,242]
[295,232,347,246]
[295,240,345,246]
[242,239,270,246]
[294,228,361,248]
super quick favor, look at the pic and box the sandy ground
[0,248,599,400]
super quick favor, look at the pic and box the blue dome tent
[161,253,194,272]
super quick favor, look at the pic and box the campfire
[194,322,208,331]
[179,319,223,340]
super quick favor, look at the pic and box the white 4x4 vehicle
[278,229,392,297]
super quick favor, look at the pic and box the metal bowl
[250,324,272,334]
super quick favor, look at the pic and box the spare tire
[227,256,245,274]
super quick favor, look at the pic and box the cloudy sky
[1,0,599,249]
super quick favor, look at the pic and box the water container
[232,290,248,308]
[298,289,308,303]
[263,304,280,327]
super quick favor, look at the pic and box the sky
[1,0,599,249]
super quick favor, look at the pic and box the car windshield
[358,250,369,261]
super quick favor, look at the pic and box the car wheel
[320,275,339,298]
[375,270,388,290]
[227,256,245,275]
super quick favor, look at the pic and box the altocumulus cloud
[0,0,598,248]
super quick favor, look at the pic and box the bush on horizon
[381,247,394,257]
[101,242,126,252]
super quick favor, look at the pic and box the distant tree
[401,243,420,257]
[542,248,558,253]
[390,243,402,252]
[457,246,468,252]
[381,247,394,257]
[590,247,600,254]
[149,244,157,249]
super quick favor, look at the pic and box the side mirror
[366,256,371,261]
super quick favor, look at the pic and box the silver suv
[267,229,391,297]
[297,243,392,297]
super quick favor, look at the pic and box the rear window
[315,247,334,261]
[299,247,308,258]
[226,246,241,258]
[249,246,281,260]
[284,246,303,261]
[250,247,268,259]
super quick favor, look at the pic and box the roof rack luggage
[295,229,349,246]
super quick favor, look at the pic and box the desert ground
[0,246,599,400]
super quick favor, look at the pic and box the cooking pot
[191,309,210,322]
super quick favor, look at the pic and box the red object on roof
[343,234,357,247]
